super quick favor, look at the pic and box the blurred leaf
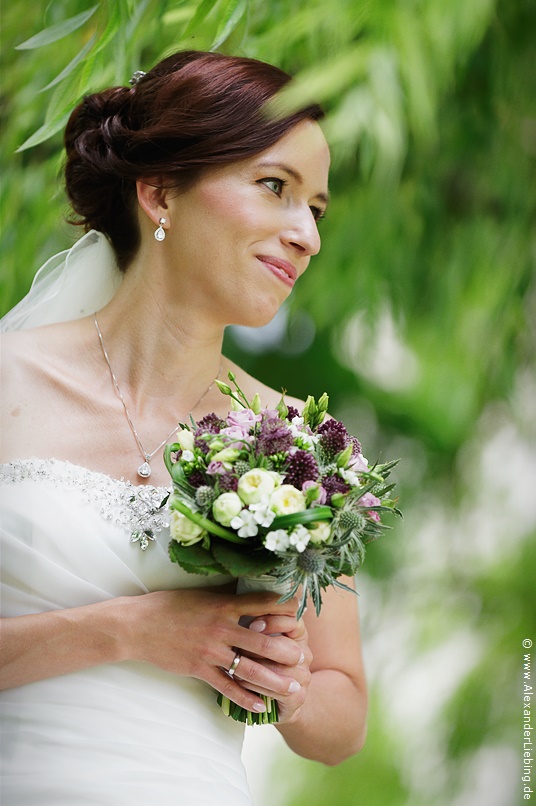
[15,5,99,50]
[39,34,97,92]
[210,0,248,51]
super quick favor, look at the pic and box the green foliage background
[1,2,534,804]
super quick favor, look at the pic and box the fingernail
[253,702,267,712]
[288,680,301,694]
[249,620,266,632]
[298,651,305,665]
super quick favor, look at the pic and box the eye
[310,206,326,223]
[259,177,287,195]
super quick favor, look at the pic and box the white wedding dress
[0,231,255,804]
[0,458,252,805]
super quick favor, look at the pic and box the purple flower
[321,474,351,505]
[256,414,294,456]
[196,413,226,433]
[218,473,239,492]
[206,461,227,475]
[286,406,300,421]
[284,450,319,488]
[351,436,362,456]
[187,470,206,489]
[317,419,350,460]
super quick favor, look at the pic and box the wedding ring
[227,653,241,678]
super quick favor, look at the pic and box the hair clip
[129,70,146,87]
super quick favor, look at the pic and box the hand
[234,612,313,724]
[124,588,305,715]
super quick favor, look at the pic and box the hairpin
[129,70,146,87]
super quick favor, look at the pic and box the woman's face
[163,119,330,329]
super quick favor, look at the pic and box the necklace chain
[93,313,221,479]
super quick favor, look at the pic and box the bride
[0,50,367,804]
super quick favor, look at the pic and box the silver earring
[154,217,166,241]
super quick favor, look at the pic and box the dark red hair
[64,50,324,269]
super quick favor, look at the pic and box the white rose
[212,492,243,527]
[175,428,195,452]
[237,468,276,505]
[270,484,306,515]
[169,511,206,546]
[308,521,332,545]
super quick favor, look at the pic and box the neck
[93,262,225,417]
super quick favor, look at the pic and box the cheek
[196,184,273,242]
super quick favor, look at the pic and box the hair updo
[64,50,323,270]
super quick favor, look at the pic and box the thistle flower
[234,460,251,477]
[284,450,319,488]
[195,485,218,510]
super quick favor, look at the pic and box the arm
[276,577,367,764]
[0,588,306,717]
[241,577,367,765]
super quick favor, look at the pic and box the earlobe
[136,180,169,228]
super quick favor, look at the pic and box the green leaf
[272,506,333,530]
[92,1,123,57]
[16,6,99,50]
[211,542,277,577]
[169,540,227,575]
[210,0,248,51]
[16,108,72,152]
[181,0,219,41]
[39,34,97,93]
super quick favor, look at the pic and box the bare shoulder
[226,359,306,412]
[0,323,85,460]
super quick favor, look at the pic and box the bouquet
[163,373,400,724]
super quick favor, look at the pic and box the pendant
[137,461,151,478]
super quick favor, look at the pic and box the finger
[232,592,299,619]
[229,655,303,699]
[234,630,304,667]
[248,615,306,640]
[208,668,269,714]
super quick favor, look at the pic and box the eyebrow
[256,160,330,205]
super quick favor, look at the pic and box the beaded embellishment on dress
[0,458,170,550]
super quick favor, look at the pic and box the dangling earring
[154,217,166,241]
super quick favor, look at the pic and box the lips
[256,255,297,287]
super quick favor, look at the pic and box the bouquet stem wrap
[218,574,288,725]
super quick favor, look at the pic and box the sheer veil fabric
[0,234,253,805]
[0,230,121,332]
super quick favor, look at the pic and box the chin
[232,298,285,330]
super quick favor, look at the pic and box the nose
[280,207,321,257]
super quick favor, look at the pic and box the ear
[136,180,170,228]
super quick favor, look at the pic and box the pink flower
[349,453,369,472]
[302,480,327,505]
[227,409,261,428]
[359,492,381,522]
[220,425,254,448]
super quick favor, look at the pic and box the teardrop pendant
[137,461,152,478]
